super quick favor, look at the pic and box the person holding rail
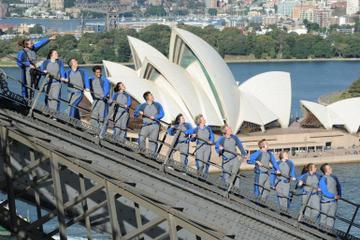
[215,125,246,188]
[247,139,280,200]
[297,163,321,221]
[134,91,164,155]
[66,58,90,119]
[192,114,214,177]
[273,151,296,210]
[319,163,342,228]
[167,114,193,170]
[16,36,56,100]
[111,82,132,142]
[40,49,66,113]
[87,66,110,131]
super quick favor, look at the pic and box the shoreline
[2,58,360,68]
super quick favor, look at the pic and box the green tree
[145,6,167,16]
[218,28,248,57]
[29,24,44,34]
[138,24,171,56]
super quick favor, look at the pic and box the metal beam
[79,173,93,240]
[50,154,67,240]
[120,216,166,240]
[26,183,103,231]
[168,214,178,240]
[106,181,122,240]
[1,127,17,233]
[30,150,44,232]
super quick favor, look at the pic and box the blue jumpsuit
[134,102,164,155]
[89,76,110,130]
[247,150,279,200]
[167,123,193,168]
[66,68,90,119]
[40,59,66,112]
[298,172,322,221]
[16,38,50,99]
[192,125,214,176]
[215,134,246,187]
[111,91,132,142]
[319,174,342,227]
[273,159,296,209]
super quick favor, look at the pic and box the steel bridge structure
[0,68,359,240]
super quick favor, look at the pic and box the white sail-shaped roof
[128,36,167,70]
[239,71,292,129]
[301,98,360,133]
[103,28,293,132]
[169,27,240,130]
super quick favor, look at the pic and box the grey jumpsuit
[320,175,339,227]
[222,137,242,188]
[302,174,321,220]
[195,127,212,176]
[45,61,61,112]
[138,104,161,154]
[90,77,107,130]
[113,92,130,142]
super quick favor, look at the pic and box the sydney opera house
[103,27,292,133]
[300,98,360,134]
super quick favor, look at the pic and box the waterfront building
[300,98,360,134]
[103,27,292,133]
[50,0,64,11]
[346,0,359,15]
[292,4,315,22]
[277,0,299,17]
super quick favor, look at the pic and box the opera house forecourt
[102,27,360,170]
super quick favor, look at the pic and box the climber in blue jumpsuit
[66,58,90,119]
[167,113,193,169]
[319,163,342,228]
[215,125,246,188]
[272,151,296,210]
[88,66,110,132]
[191,114,214,177]
[16,36,55,99]
[247,139,280,200]
[134,91,164,155]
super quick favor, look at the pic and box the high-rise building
[50,0,64,11]
[346,0,359,15]
[314,8,332,27]
[277,0,299,17]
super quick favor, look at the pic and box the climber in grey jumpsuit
[87,66,110,131]
[167,113,193,170]
[191,114,214,177]
[134,91,164,155]
[215,125,247,188]
[298,163,322,221]
[247,139,280,200]
[40,49,67,113]
[273,151,296,210]
[319,163,342,227]
[111,82,132,142]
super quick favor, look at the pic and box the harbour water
[1,61,360,238]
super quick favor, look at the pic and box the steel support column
[30,150,43,232]
[50,153,67,240]
[79,173,93,240]
[1,127,17,234]
[106,181,121,240]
